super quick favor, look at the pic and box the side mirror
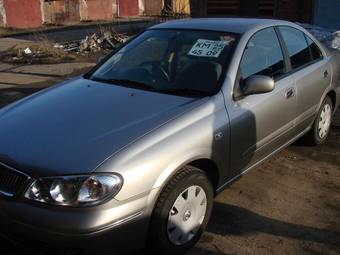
[242,75,275,96]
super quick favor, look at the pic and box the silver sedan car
[0,18,339,255]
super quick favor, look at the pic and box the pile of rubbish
[299,23,340,51]
[54,31,131,53]
[2,30,132,64]
[4,45,74,65]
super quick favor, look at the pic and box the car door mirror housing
[242,75,275,96]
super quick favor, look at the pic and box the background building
[0,0,338,29]
[313,0,340,29]
[199,0,314,22]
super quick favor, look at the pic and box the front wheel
[147,166,214,255]
[303,96,333,145]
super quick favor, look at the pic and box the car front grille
[0,163,30,197]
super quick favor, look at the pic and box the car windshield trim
[156,88,211,97]
[91,77,210,98]
[91,77,157,92]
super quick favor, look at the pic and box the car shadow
[186,247,226,255]
[205,202,340,247]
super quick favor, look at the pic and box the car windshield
[88,29,239,97]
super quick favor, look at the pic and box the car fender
[96,93,229,201]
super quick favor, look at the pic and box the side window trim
[304,33,325,61]
[276,25,325,77]
[274,26,291,73]
[304,33,314,63]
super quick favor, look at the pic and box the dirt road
[0,64,339,254]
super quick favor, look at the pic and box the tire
[303,96,333,146]
[147,166,214,255]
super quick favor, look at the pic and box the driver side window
[240,27,286,81]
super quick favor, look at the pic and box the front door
[228,27,297,177]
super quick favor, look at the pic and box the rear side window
[240,27,286,80]
[279,27,311,69]
[306,36,323,61]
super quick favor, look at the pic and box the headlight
[24,174,123,207]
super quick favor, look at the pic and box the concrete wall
[144,0,162,16]
[0,0,6,27]
[119,0,139,16]
[79,0,115,21]
[42,0,80,25]
[0,0,321,29]
[0,0,193,28]
[0,0,141,28]
[0,0,187,28]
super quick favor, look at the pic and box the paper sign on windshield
[188,39,228,58]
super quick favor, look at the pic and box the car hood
[0,78,200,177]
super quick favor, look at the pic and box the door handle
[285,88,295,99]
[324,70,329,78]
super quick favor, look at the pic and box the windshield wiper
[157,88,210,97]
[91,77,156,91]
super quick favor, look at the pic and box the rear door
[277,26,331,133]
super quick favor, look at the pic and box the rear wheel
[148,166,214,255]
[303,96,333,145]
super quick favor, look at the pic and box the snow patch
[298,23,340,51]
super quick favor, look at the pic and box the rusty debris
[2,30,132,64]
[56,31,131,53]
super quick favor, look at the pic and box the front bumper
[0,190,157,254]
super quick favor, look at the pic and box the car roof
[150,18,295,34]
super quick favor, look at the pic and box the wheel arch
[150,157,220,205]
[327,90,337,113]
[188,159,220,193]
